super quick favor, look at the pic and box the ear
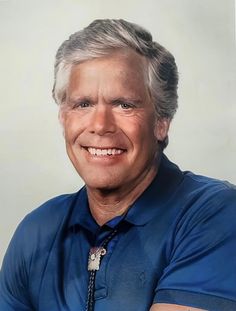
[58,108,65,125]
[58,108,65,136]
[154,118,170,142]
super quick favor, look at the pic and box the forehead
[67,50,150,99]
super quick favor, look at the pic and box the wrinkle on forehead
[67,49,150,104]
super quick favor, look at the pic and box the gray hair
[52,19,178,121]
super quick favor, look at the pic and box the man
[0,19,236,311]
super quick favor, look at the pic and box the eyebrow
[67,96,92,105]
[110,97,142,104]
[67,96,142,105]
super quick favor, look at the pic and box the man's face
[61,50,169,192]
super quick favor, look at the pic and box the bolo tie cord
[85,228,118,311]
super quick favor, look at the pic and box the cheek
[63,114,83,142]
[123,119,157,149]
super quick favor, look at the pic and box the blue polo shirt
[1,155,236,311]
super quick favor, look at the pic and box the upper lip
[82,145,126,150]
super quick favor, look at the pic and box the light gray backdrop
[0,0,235,264]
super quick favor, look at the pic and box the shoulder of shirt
[23,191,80,225]
[2,190,84,283]
[161,156,236,204]
[12,190,82,253]
[173,171,236,230]
[182,170,236,198]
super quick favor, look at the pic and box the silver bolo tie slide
[88,247,107,271]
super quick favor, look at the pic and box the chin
[87,182,120,192]
[94,186,120,195]
[83,176,122,192]
[77,166,125,190]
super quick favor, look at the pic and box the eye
[120,102,134,109]
[72,100,91,109]
[79,101,90,108]
[113,99,136,110]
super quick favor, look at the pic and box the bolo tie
[85,228,118,311]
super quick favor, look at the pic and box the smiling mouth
[87,147,125,156]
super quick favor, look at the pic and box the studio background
[0,0,235,264]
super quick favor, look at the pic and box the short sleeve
[0,218,34,311]
[154,187,236,311]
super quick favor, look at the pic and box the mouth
[86,147,125,156]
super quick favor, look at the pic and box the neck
[87,165,158,226]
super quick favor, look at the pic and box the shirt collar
[124,154,184,226]
[68,187,97,232]
[68,154,184,230]
[68,187,127,233]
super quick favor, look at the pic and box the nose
[89,105,116,135]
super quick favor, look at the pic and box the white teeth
[87,147,123,156]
